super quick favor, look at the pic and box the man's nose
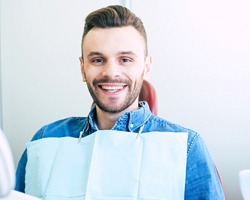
[101,60,120,78]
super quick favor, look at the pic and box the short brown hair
[81,5,148,56]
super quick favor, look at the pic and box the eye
[91,58,105,64]
[120,57,133,63]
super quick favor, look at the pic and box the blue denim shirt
[16,102,225,199]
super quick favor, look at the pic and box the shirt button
[130,124,134,128]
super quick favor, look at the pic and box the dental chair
[139,80,158,116]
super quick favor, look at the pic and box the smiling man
[15,5,225,200]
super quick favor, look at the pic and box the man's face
[80,26,151,113]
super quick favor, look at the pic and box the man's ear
[144,55,152,80]
[79,57,86,82]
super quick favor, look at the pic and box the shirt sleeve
[184,133,225,199]
[15,127,45,192]
[15,149,27,192]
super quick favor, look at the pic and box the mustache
[93,78,130,85]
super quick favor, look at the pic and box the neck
[96,109,122,130]
[95,103,139,130]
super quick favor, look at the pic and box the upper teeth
[102,86,123,90]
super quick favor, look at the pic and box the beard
[86,73,144,113]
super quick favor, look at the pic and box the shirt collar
[84,101,152,134]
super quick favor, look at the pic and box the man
[16,5,225,199]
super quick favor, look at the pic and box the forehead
[82,26,145,56]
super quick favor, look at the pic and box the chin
[101,106,124,114]
[97,103,128,114]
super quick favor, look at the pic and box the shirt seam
[187,132,199,155]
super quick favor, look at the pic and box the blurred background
[1,0,250,199]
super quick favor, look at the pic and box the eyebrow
[118,51,137,56]
[87,52,103,58]
[87,51,137,58]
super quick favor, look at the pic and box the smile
[99,85,126,93]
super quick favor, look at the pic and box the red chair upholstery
[139,80,158,116]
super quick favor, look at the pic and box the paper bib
[25,130,188,200]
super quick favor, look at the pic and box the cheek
[84,67,100,82]
[130,64,146,78]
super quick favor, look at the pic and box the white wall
[133,0,250,199]
[1,0,250,199]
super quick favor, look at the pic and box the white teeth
[101,85,124,92]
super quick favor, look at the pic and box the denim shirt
[15,102,225,199]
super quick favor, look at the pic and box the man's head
[80,5,151,115]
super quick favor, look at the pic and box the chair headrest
[139,80,158,116]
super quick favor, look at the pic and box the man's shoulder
[147,115,195,132]
[147,115,201,152]
[32,117,87,140]
[146,115,198,137]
